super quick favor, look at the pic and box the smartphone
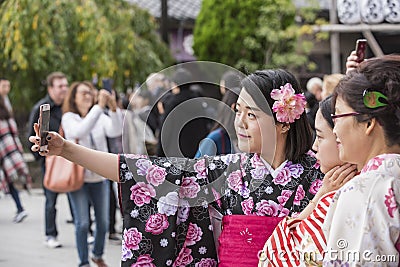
[355,39,367,63]
[38,104,50,152]
[102,78,113,93]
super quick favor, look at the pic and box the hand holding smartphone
[355,39,367,63]
[38,104,50,152]
[102,78,113,93]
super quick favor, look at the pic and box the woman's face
[332,96,367,166]
[234,89,275,157]
[312,110,342,173]
[74,84,94,112]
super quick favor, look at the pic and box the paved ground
[0,188,122,267]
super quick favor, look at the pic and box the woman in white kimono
[323,55,400,266]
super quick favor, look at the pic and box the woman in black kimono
[30,69,323,267]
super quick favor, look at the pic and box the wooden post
[330,0,341,73]
[313,23,400,32]
[362,30,384,57]
[160,0,169,44]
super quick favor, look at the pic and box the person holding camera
[61,81,122,267]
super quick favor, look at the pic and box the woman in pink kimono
[29,69,324,266]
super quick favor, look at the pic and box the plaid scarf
[0,118,31,188]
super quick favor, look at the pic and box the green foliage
[0,0,173,113]
[193,0,262,69]
[193,0,319,73]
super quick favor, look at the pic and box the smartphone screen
[102,78,113,93]
[39,104,50,152]
[355,39,367,63]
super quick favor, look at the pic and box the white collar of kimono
[260,157,288,179]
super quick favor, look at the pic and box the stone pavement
[0,188,122,267]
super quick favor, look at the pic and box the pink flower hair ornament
[270,83,307,123]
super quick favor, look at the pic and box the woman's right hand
[29,123,65,157]
[319,163,358,195]
[97,89,110,109]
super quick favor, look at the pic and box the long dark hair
[0,95,11,120]
[241,69,313,161]
[333,55,400,146]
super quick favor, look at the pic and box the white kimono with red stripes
[259,191,335,267]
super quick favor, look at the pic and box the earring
[282,123,290,133]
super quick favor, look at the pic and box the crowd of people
[1,47,399,267]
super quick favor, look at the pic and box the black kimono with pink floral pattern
[118,152,323,267]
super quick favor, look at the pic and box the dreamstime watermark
[325,238,398,264]
[258,238,398,264]
[257,248,322,264]
[121,61,277,207]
